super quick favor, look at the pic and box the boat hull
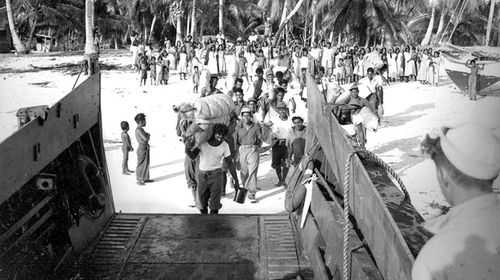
[442,52,500,93]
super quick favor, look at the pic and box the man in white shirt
[357,67,384,116]
[414,124,500,280]
[270,101,291,187]
[185,124,240,214]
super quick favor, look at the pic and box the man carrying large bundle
[185,124,240,214]
[414,124,500,280]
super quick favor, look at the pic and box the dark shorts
[272,140,287,169]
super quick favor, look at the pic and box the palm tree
[218,0,223,35]
[316,0,407,46]
[485,0,495,46]
[420,0,439,46]
[273,0,305,46]
[190,0,195,37]
[84,0,97,54]
[5,0,27,53]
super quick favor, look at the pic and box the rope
[342,147,411,280]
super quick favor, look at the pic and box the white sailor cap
[439,123,500,180]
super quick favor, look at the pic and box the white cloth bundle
[195,93,235,121]
[352,107,379,132]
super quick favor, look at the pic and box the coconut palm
[84,0,96,54]
[4,0,27,53]
[315,0,407,46]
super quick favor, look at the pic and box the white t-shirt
[198,141,231,171]
[357,75,384,99]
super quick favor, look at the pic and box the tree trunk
[279,0,288,26]
[200,19,204,40]
[186,12,191,38]
[364,27,370,47]
[498,7,500,47]
[219,0,223,35]
[311,0,317,47]
[421,5,436,46]
[273,0,305,46]
[485,0,495,46]
[149,15,157,42]
[114,36,118,49]
[435,10,446,41]
[279,0,288,44]
[338,32,342,46]
[191,0,196,37]
[84,0,97,54]
[176,13,183,43]
[26,15,38,53]
[143,17,148,42]
[5,0,27,53]
[329,30,334,42]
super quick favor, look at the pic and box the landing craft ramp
[80,214,313,279]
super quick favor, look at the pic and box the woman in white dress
[356,50,366,78]
[417,48,429,84]
[245,45,256,81]
[396,48,405,81]
[207,44,219,75]
[403,46,416,81]
[178,46,188,80]
[387,48,398,82]
[167,46,177,71]
[292,45,301,79]
[217,44,226,76]
[262,41,270,62]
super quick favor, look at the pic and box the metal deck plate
[82,214,312,280]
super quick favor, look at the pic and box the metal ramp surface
[81,214,313,280]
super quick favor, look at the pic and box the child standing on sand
[193,65,200,94]
[156,56,164,85]
[121,121,134,175]
[135,113,152,185]
[465,59,484,101]
[140,56,148,86]
[150,56,157,85]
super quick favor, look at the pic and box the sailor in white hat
[413,123,500,280]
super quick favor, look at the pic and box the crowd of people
[119,29,500,280]
[128,31,444,90]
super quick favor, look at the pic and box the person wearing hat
[235,106,270,202]
[269,101,291,187]
[200,74,223,97]
[287,116,307,168]
[413,124,500,280]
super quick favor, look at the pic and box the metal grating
[82,215,144,279]
[264,216,314,280]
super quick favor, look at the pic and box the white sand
[1,51,499,219]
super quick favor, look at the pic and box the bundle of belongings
[175,93,235,148]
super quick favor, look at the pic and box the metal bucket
[234,188,248,204]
